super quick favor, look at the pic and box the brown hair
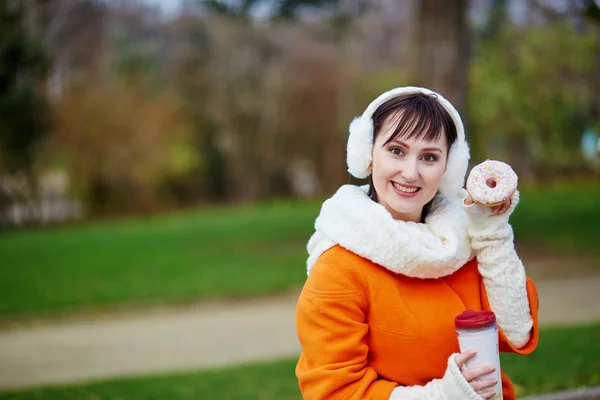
[367,93,458,219]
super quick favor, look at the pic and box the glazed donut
[466,160,518,207]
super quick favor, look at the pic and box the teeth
[393,182,418,193]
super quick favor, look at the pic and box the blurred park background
[1,0,600,399]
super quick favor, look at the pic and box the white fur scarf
[306,185,474,278]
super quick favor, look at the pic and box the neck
[385,204,423,223]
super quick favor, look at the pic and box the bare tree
[415,0,470,111]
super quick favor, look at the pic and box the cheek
[415,161,445,186]
[371,151,391,178]
[427,164,447,184]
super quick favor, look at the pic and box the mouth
[392,182,421,197]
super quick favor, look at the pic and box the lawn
[0,199,317,318]
[0,181,599,318]
[1,322,599,399]
[512,181,600,255]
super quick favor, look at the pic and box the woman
[295,87,539,400]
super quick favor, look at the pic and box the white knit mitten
[463,190,533,348]
[388,354,482,400]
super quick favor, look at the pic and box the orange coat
[296,245,539,400]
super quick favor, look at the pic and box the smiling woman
[296,87,539,400]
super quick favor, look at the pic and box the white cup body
[456,324,503,400]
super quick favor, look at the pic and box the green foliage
[2,323,599,399]
[469,22,598,176]
[0,2,49,173]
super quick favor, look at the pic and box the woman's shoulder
[305,245,374,293]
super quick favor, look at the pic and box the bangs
[372,93,457,148]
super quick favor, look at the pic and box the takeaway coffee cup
[455,310,503,400]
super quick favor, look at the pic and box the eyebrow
[389,140,443,153]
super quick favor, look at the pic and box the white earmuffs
[346,86,470,197]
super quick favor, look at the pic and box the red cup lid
[455,310,496,328]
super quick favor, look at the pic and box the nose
[401,158,419,182]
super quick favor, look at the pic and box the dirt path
[0,258,599,392]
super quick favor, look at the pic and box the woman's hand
[464,195,512,215]
[454,350,498,400]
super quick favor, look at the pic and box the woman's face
[371,119,448,222]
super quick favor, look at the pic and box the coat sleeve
[296,255,397,400]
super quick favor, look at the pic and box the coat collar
[307,185,474,278]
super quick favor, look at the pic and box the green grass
[0,358,301,400]
[512,181,600,255]
[501,322,600,396]
[0,199,320,318]
[0,181,599,318]
[1,323,599,399]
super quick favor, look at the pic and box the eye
[390,147,404,156]
[421,154,437,162]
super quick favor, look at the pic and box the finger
[470,378,498,391]
[494,199,511,214]
[463,365,495,382]
[496,201,509,214]
[454,350,476,368]
[478,389,497,400]
[464,196,474,206]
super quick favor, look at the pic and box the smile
[392,182,420,193]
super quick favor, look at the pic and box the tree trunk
[415,0,470,112]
